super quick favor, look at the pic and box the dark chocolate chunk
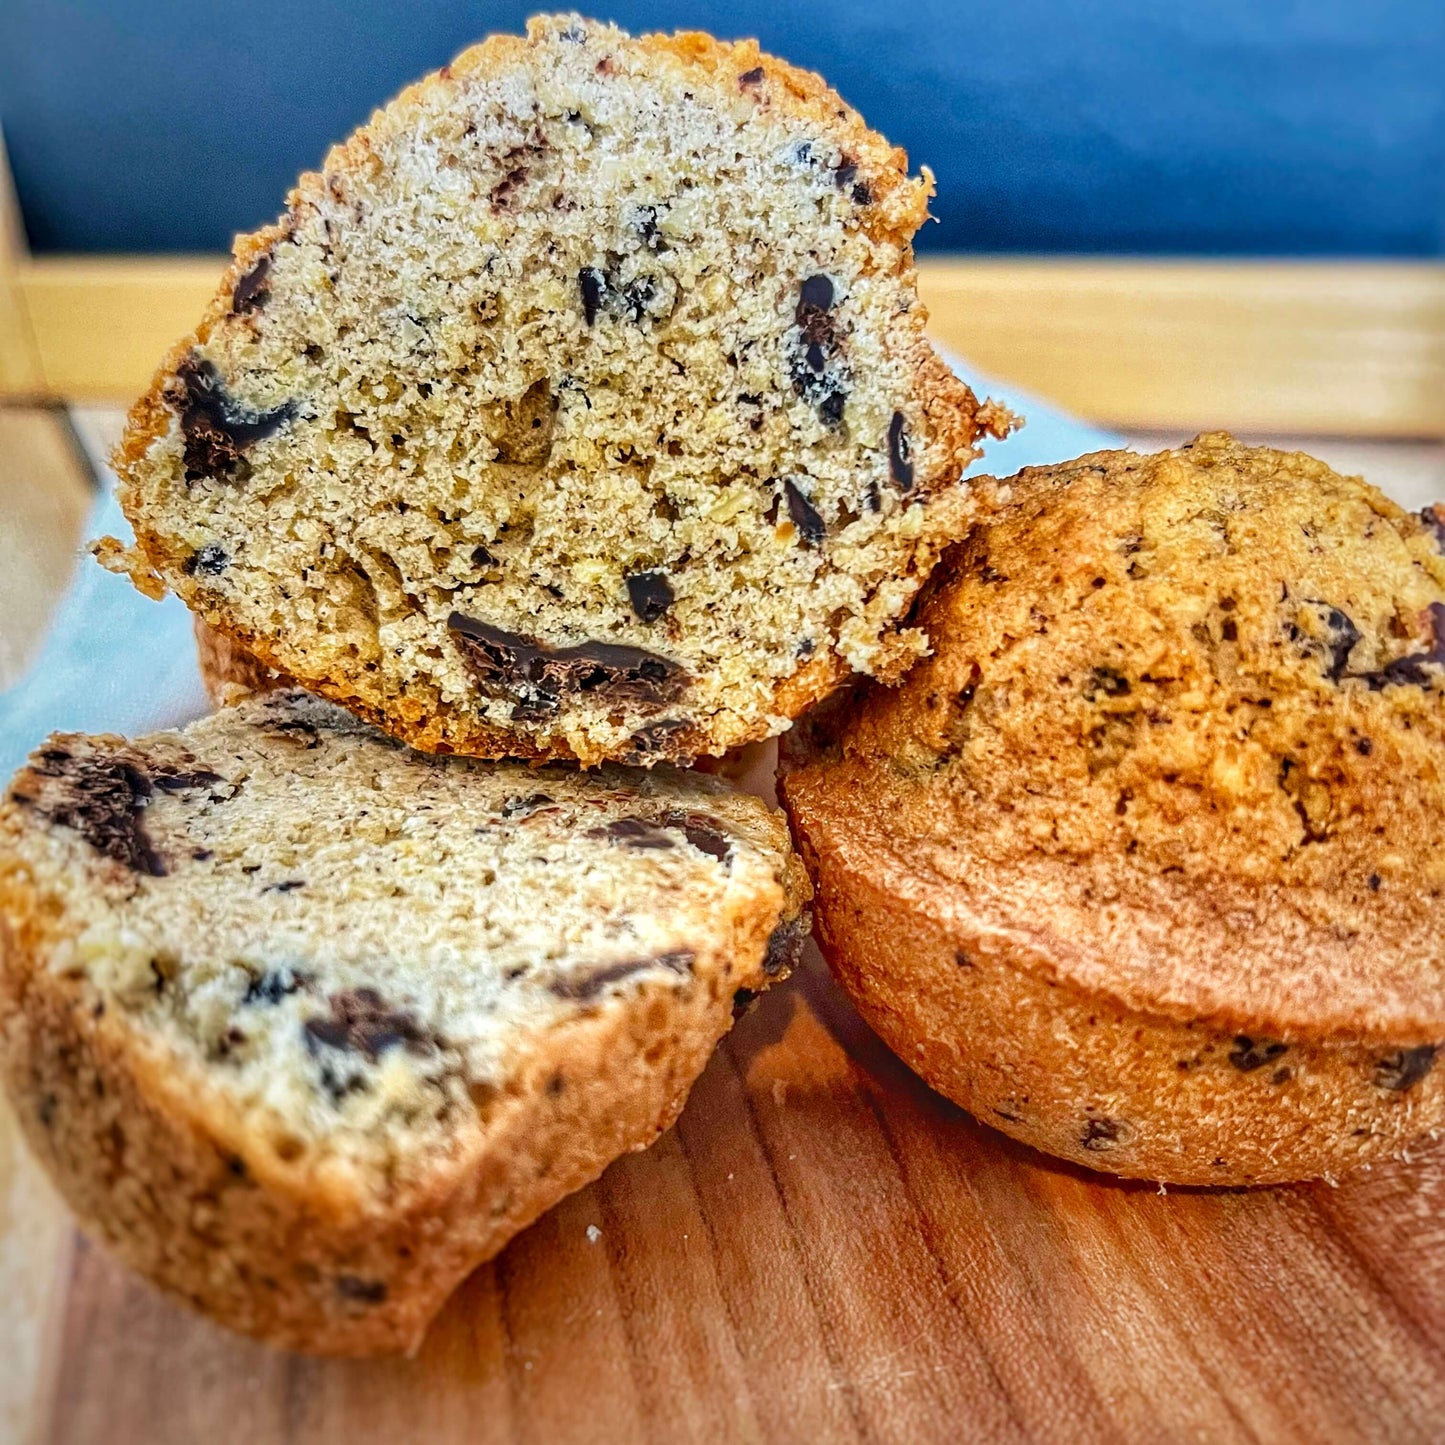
[1080,1116,1128,1151]
[448,612,688,712]
[835,162,858,189]
[762,914,810,977]
[1083,667,1131,701]
[170,355,298,482]
[579,267,607,326]
[1420,504,1445,550]
[335,1276,388,1305]
[625,570,675,623]
[782,480,826,547]
[664,810,732,863]
[245,968,306,1006]
[887,411,914,490]
[731,987,760,1020]
[851,181,873,205]
[1356,603,1445,690]
[1229,1036,1288,1072]
[303,988,431,1062]
[587,816,675,849]
[550,950,696,1002]
[798,274,835,314]
[1374,1045,1437,1092]
[818,390,846,426]
[262,879,305,894]
[149,766,226,794]
[231,254,272,315]
[738,65,764,86]
[183,544,230,577]
[15,748,165,875]
[1295,600,1361,681]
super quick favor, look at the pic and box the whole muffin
[780,433,1445,1185]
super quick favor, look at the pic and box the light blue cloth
[0,363,1117,774]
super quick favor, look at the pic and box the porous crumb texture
[0,691,808,1352]
[781,434,1445,1184]
[110,14,1011,766]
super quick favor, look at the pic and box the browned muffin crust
[781,434,1445,1185]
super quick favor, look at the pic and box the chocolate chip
[15,748,165,875]
[1296,600,1361,681]
[1080,1117,1128,1151]
[887,412,914,490]
[182,544,229,577]
[550,950,696,1002]
[1369,873,1382,891]
[587,816,675,849]
[1356,603,1445,690]
[731,987,760,1019]
[819,390,846,426]
[245,968,305,1006]
[738,66,764,87]
[231,254,272,315]
[851,181,873,205]
[762,915,809,977]
[303,988,432,1062]
[262,879,305,894]
[448,612,688,713]
[835,162,857,189]
[149,766,226,793]
[579,267,606,326]
[664,810,732,863]
[798,274,835,314]
[169,355,298,482]
[1083,668,1131,701]
[1229,1036,1288,1072]
[625,570,675,623]
[782,480,826,547]
[1374,1045,1437,1092]
[1420,504,1445,550]
[335,1276,388,1304]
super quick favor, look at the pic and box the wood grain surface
[34,948,1445,1445]
[4,412,1445,1443]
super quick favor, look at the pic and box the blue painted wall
[1,0,1441,255]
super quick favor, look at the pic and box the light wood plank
[0,127,44,398]
[919,258,1445,438]
[38,953,1445,1444]
[0,406,93,1445]
[0,408,95,688]
[6,255,1443,438]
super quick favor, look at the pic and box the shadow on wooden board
[42,947,1445,1444]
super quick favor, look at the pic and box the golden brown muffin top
[783,434,1445,1038]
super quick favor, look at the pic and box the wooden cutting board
[28,942,1445,1444]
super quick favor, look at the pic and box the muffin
[780,434,1445,1185]
[103,13,1012,768]
[0,691,808,1353]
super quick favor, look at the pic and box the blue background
[1,0,1441,256]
